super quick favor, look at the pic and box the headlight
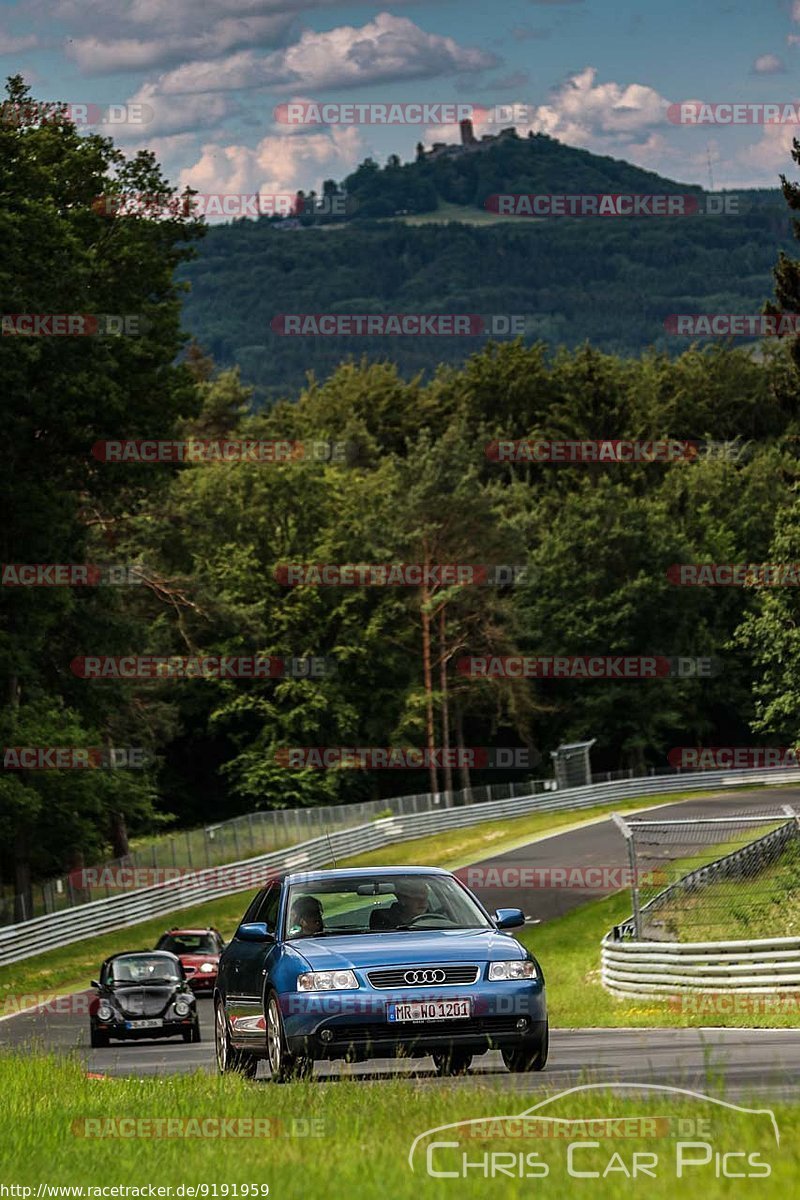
[297,970,358,991]
[199,963,215,974]
[488,960,537,981]
[174,998,191,1016]
[97,1003,113,1021]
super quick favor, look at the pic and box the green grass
[658,837,800,941]
[0,1054,796,1196]
[388,201,544,226]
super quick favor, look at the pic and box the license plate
[124,1018,164,1029]
[387,999,472,1023]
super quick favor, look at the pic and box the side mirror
[237,922,274,943]
[90,980,101,990]
[494,908,525,930]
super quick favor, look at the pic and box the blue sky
[3,0,800,198]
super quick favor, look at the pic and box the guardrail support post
[612,813,642,940]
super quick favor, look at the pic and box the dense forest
[180,131,790,402]
[4,78,800,912]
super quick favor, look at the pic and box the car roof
[284,866,451,885]
[108,950,180,961]
[162,929,217,936]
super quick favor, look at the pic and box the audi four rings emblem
[404,969,446,984]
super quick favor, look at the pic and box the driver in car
[370,878,430,930]
[288,895,324,937]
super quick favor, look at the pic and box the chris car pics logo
[408,1084,778,1181]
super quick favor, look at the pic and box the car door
[227,884,281,1044]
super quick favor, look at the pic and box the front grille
[326,1016,521,1044]
[367,965,480,989]
[115,990,168,1018]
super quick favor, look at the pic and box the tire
[191,1020,202,1043]
[502,1021,549,1073]
[432,1050,473,1076]
[214,998,258,1078]
[90,1026,109,1049]
[266,993,313,1083]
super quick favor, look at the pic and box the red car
[154,927,225,994]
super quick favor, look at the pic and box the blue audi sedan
[214,866,547,1080]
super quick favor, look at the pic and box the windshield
[158,934,218,955]
[111,954,181,984]
[284,875,491,938]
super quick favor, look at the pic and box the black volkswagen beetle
[89,951,201,1047]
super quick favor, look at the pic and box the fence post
[612,813,641,939]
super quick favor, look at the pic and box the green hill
[177,134,791,404]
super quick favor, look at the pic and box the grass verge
[0,1053,796,1196]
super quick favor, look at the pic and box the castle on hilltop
[419,118,518,162]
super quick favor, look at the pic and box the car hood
[108,985,182,1018]
[292,928,525,971]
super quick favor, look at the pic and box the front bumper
[186,974,217,993]
[91,1016,196,1040]
[281,981,546,1061]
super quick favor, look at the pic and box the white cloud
[177,124,364,198]
[0,31,38,53]
[122,82,237,137]
[528,67,668,140]
[156,13,498,95]
[66,16,294,74]
[753,53,785,74]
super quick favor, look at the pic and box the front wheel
[266,994,313,1082]
[214,999,258,1077]
[502,1022,548,1073]
[183,1021,202,1044]
[89,1026,109,1049]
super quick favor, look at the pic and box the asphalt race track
[3,786,800,1095]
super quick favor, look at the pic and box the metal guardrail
[3,764,800,968]
[1,776,554,924]
[602,934,800,996]
[602,809,800,996]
